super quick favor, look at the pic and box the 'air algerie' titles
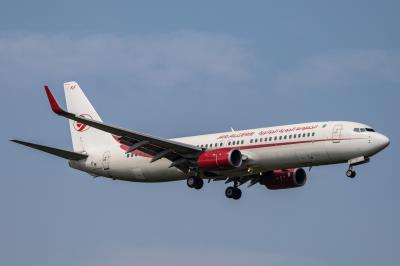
[217,124,319,139]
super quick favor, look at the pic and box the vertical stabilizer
[64,81,115,152]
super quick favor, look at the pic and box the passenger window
[298,134,301,138]
[307,133,311,137]
[284,135,287,139]
[241,140,244,144]
[289,135,292,139]
[205,144,208,148]
[269,137,272,141]
[255,139,258,143]
[250,139,253,143]
[312,132,315,137]
[228,142,231,146]
[293,134,296,139]
[274,136,277,141]
[279,136,282,140]
[264,137,268,142]
[210,144,213,148]
[303,133,306,137]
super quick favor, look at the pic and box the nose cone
[375,133,390,151]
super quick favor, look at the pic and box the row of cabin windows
[196,132,316,149]
[250,132,315,143]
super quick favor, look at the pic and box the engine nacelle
[260,168,307,190]
[197,148,242,170]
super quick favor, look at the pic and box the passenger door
[332,124,343,143]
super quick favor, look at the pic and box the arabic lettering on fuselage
[217,124,319,139]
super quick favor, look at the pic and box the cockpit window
[354,127,375,133]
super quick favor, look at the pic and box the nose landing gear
[346,156,370,178]
[346,168,356,178]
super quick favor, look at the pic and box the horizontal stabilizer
[11,140,88,161]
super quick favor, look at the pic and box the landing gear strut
[225,181,242,200]
[187,177,204,189]
[346,168,356,178]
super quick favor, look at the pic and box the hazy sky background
[1,1,399,265]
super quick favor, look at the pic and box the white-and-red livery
[12,82,390,200]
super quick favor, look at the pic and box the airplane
[12,82,390,200]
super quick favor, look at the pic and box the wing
[44,86,202,172]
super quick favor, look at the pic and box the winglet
[44,85,65,115]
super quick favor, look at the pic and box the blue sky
[1,1,399,265]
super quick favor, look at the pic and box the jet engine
[260,168,307,190]
[197,148,242,170]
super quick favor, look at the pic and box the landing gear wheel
[225,187,242,200]
[187,177,203,189]
[194,178,203,189]
[232,188,242,200]
[225,187,234,198]
[346,169,356,178]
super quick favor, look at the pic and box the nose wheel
[187,177,204,189]
[346,169,356,178]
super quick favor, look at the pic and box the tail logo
[73,114,93,132]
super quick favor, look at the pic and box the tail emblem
[73,114,93,132]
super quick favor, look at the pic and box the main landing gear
[225,186,242,200]
[187,177,204,190]
[225,180,242,200]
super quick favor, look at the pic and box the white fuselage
[69,121,389,182]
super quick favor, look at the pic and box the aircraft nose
[375,133,390,150]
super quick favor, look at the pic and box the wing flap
[11,140,88,161]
